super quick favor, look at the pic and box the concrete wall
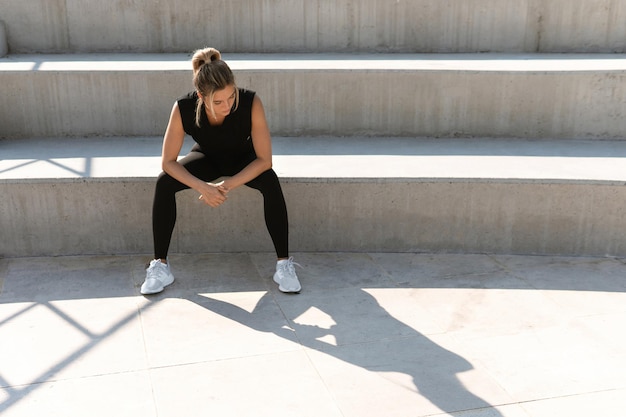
[2,58,625,139]
[2,0,626,259]
[2,178,626,257]
[2,0,625,53]
[0,21,8,57]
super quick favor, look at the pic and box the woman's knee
[248,169,282,192]
[155,171,187,195]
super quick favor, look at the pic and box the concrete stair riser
[2,0,625,53]
[2,58,625,138]
[2,179,626,257]
[1,70,185,138]
[2,0,625,260]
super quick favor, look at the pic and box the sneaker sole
[140,276,174,295]
[140,286,164,295]
[273,272,301,293]
[278,285,301,293]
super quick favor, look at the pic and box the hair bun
[192,47,222,73]
[209,50,221,62]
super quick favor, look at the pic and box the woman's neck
[206,110,225,125]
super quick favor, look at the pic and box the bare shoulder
[165,101,184,136]
[251,94,266,113]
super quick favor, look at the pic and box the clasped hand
[198,181,230,207]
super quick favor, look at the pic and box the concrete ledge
[1,53,626,139]
[2,0,625,53]
[3,136,626,257]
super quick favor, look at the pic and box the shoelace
[147,260,167,280]
[279,257,302,275]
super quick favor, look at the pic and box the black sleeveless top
[177,89,256,164]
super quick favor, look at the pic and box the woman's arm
[219,95,273,192]
[161,102,227,207]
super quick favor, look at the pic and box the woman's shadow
[183,285,505,416]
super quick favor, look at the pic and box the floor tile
[519,388,626,417]
[464,323,626,402]
[371,253,507,287]
[149,350,343,417]
[139,291,300,368]
[397,285,567,339]
[0,371,155,417]
[305,333,512,417]
[0,297,148,386]
[493,255,626,293]
[0,256,135,302]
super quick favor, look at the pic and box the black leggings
[152,150,289,259]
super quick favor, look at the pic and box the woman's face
[208,85,236,119]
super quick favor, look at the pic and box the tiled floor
[1,252,625,416]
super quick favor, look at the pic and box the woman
[141,47,301,295]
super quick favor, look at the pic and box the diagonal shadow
[0,158,91,177]
[0,159,40,175]
[0,300,156,413]
[183,288,505,416]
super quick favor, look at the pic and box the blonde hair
[191,47,239,127]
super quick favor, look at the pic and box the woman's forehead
[213,85,236,99]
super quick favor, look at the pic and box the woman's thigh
[176,151,223,182]
[155,151,223,194]
[245,168,282,192]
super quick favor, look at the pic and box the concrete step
[3,0,625,53]
[2,53,626,139]
[3,136,626,258]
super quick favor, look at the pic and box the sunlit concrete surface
[1,252,625,416]
[3,136,626,181]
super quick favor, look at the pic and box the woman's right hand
[197,181,228,207]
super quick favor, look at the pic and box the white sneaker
[141,259,175,295]
[273,257,302,293]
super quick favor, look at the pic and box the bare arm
[219,95,273,192]
[161,102,227,207]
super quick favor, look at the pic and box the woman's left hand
[198,181,228,207]
[217,180,232,195]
